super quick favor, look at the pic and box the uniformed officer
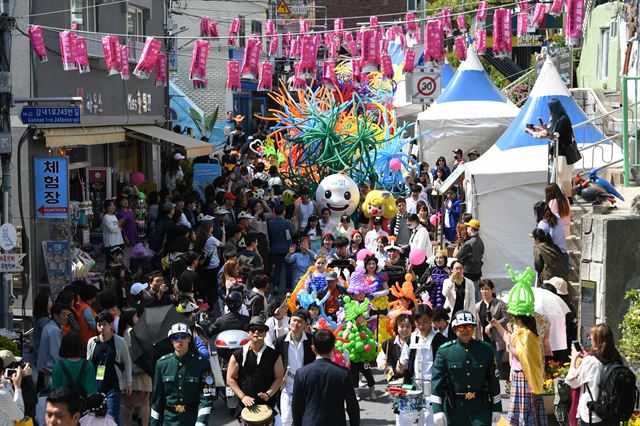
[151,323,215,426]
[431,310,502,426]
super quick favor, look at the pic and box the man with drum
[151,323,215,426]
[227,316,285,425]
[274,309,316,426]
[430,310,502,426]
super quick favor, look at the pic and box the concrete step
[570,219,582,236]
[570,203,592,223]
[567,235,581,252]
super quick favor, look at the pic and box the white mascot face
[316,174,360,219]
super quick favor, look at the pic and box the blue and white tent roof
[416,47,519,164]
[494,57,603,152]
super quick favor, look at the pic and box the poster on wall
[34,157,69,219]
[193,163,221,202]
[42,240,71,289]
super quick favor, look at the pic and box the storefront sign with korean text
[34,157,69,219]
[0,254,25,272]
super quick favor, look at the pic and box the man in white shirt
[101,199,125,262]
[293,191,320,232]
[274,309,315,426]
[407,214,434,259]
[405,184,429,214]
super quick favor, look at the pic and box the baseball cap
[214,207,229,215]
[451,310,475,327]
[465,219,480,229]
[130,282,149,296]
[0,350,20,367]
[168,323,192,337]
[452,148,463,155]
[173,152,186,160]
[326,271,339,281]
[543,277,569,295]
[223,192,237,201]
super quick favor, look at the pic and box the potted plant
[542,359,571,415]
[620,289,640,375]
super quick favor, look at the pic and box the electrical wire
[15,0,128,19]
[20,1,520,41]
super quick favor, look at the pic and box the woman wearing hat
[417,248,450,309]
[164,153,185,195]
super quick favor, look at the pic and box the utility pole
[164,0,172,130]
[0,0,15,329]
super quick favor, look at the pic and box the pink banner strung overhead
[380,54,394,79]
[454,36,467,61]
[200,18,211,36]
[209,21,219,38]
[518,0,530,12]
[405,12,417,33]
[503,9,513,57]
[241,36,262,80]
[133,37,162,79]
[352,58,362,83]
[59,31,77,71]
[566,0,585,44]
[424,20,444,63]
[441,8,453,37]
[119,44,129,80]
[369,16,378,28]
[102,35,120,75]
[28,26,48,62]
[492,9,505,57]
[265,19,275,37]
[532,3,547,26]
[257,62,273,91]
[269,34,279,56]
[360,29,380,73]
[75,36,90,74]
[457,15,466,33]
[475,29,487,55]
[517,13,529,38]
[299,35,318,76]
[229,18,240,46]
[549,0,563,16]
[322,60,337,89]
[402,49,416,74]
[477,2,488,23]
[155,53,167,86]
[334,19,344,37]
[299,19,310,35]
[227,60,241,91]
[189,39,210,82]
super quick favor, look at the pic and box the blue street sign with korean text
[34,157,69,219]
[20,106,81,125]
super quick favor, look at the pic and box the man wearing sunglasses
[151,323,215,426]
[227,317,284,424]
[430,310,502,426]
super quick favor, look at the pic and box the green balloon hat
[505,264,536,317]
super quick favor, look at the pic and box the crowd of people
[10,112,628,426]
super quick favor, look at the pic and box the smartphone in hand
[572,340,582,352]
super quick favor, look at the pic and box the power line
[15,0,128,19]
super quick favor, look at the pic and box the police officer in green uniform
[151,323,215,426]
[431,310,502,426]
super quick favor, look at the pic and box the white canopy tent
[416,46,519,165]
[464,58,623,290]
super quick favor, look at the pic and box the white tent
[416,46,519,165]
[464,58,623,290]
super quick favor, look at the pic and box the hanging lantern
[370,16,378,28]
[229,18,240,46]
[227,60,241,91]
[424,20,444,63]
[360,29,380,73]
[257,62,273,91]
[209,21,219,38]
[475,29,487,55]
[454,36,467,61]
[59,30,77,71]
[240,36,262,80]
[268,34,279,57]
[28,26,47,62]
[477,2,488,24]
[265,19,275,37]
[133,37,162,79]
[492,9,504,58]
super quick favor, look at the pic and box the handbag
[564,131,582,165]
[15,418,34,426]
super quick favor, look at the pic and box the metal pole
[164,0,171,130]
[622,76,629,187]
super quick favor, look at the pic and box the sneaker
[369,386,377,400]
[358,379,367,388]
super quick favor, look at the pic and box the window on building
[599,28,609,81]
[407,0,417,11]
[610,19,618,39]
[239,16,246,48]
[70,0,96,31]
[127,6,145,42]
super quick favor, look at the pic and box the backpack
[586,361,639,424]
[59,359,88,407]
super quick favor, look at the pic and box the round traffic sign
[417,76,437,97]
[0,223,17,251]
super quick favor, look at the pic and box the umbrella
[531,287,571,317]
[130,304,186,362]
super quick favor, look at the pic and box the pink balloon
[356,249,372,261]
[429,214,438,226]
[409,248,426,266]
[131,171,145,186]
[389,158,402,171]
[359,332,366,339]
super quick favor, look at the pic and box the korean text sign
[34,157,69,219]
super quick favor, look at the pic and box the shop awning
[43,126,126,147]
[124,125,213,158]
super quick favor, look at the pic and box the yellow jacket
[513,327,544,394]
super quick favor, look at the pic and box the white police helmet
[451,310,476,328]
[167,322,192,338]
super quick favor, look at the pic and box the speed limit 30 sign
[406,66,442,104]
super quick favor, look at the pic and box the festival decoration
[229,18,240,46]
[361,190,397,232]
[408,248,426,266]
[334,18,344,36]
[28,26,47,62]
[119,45,129,80]
[59,30,77,71]
[549,0,564,16]
[297,290,338,329]
[456,15,467,33]
[389,158,401,172]
[226,60,241,91]
[424,20,444,63]
[155,53,167,86]
[335,296,378,363]
[380,54,394,80]
[360,29,380,73]
[455,36,467,60]
[356,249,373,261]
[322,60,338,89]
[532,3,547,27]
[241,36,262,80]
[190,40,210,87]
[476,29,487,55]
[402,49,416,74]
[102,35,120,75]
[130,172,145,186]
[133,37,162,79]
[440,8,453,36]
[257,62,273,91]
[371,296,391,344]
[517,13,529,38]
[565,0,585,45]
[477,2,488,23]
[506,264,536,316]
[315,174,361,221]
[75,36,90,73]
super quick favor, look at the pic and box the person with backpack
[564,323,637,426]
[51,333,97,409]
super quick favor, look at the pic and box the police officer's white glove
[492,412,501,424]
[433,412,447,426]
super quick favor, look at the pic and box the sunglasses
[248,328,266,334]
[170,333,190,341]
[455,324,474,332]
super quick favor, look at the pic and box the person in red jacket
[74,285,98,347]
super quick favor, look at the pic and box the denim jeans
[272,253,293,290]
[490,341,507,379]
[105,388,122,425]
